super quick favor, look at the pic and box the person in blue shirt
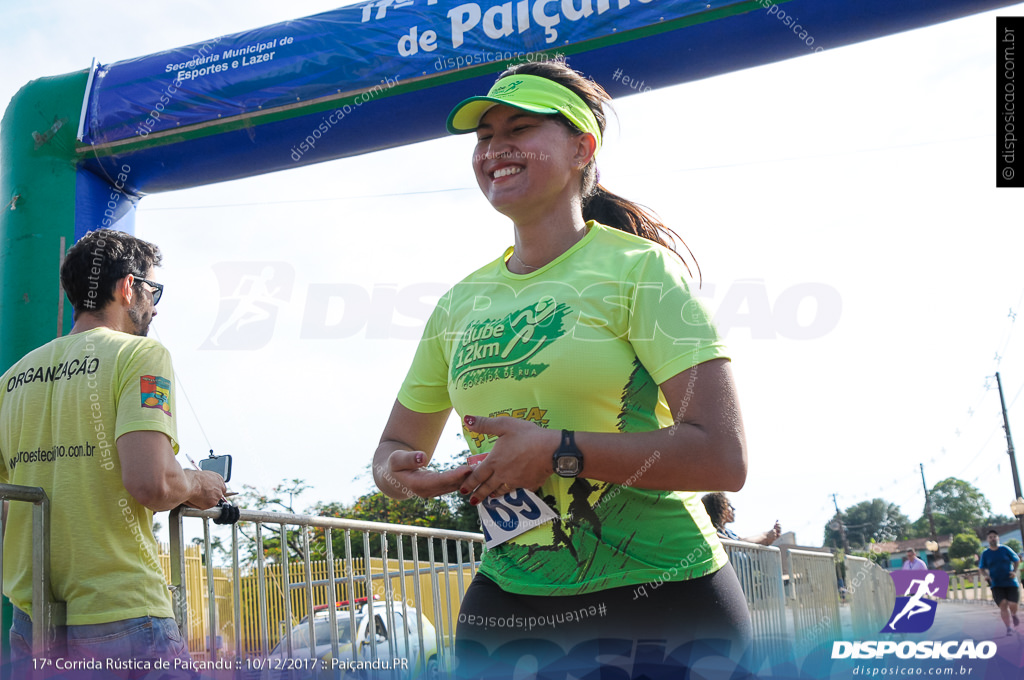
[978,529,1021,636]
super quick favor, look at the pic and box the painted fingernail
[464,415,476,426]
[460,487,469,495]
[470,497,480,506]
[414,452,424,465]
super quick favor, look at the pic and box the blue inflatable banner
[82,0,740,144]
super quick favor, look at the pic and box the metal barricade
[168,506,484,677]
[169,513,848,676]
[946,571,992,602]
[1,487,863,676]
[844,556,895,638]
[787,549,841,657]
[720,539,788,667]
[0,483,66,659]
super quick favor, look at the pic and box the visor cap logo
[491,80,523,97]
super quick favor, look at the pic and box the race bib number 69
[477,488,558,548]
[468,453,558,548]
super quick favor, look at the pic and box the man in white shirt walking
[902,548,928,570]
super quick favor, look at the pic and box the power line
[151,328,214,453]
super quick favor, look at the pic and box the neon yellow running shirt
[399,222,730,596]
[0,328,178,624]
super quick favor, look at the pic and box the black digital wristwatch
[552,430,584,478]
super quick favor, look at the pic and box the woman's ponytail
[583,184,700,283]
[499,59,700,283]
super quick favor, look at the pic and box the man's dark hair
[987,529,1000,537]
[61,229,161,315]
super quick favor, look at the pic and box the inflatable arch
[0,0,1017,370]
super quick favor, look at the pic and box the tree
[948,532,982,567]
[907,515,932,539]
[320,490,472,562]
[851,545,889,567]
[822,498,910,549]
[215,478,315,566]
[950,558,974,574]
[914,478,991,537]
[984,513,1013,526]
[1006,539,1023,555]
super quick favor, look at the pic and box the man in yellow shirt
[0,229,227,674]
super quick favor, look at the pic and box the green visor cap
[446,74,602,152]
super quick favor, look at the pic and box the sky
[3,1,1024,550]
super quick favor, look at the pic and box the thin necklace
[511,250,540,271]
[511,228,587,272]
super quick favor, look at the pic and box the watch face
[556,455,581,477]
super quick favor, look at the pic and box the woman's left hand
[459,415,561,505]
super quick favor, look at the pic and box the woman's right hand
[377,448,472,499]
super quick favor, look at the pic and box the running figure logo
[201,262,294,350]
[883,570,949,634]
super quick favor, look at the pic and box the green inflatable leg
[0,71,88,669]
[0,70,88,372]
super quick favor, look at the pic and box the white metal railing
[844,556,895,638]
[787,549,841,657]
[3,488,858,675]
[169,515,853,674]
[948,571,994,603]
[720,539,787,667]
[0,483,66,660]
[168,506,484,677]
[170,515,824,676]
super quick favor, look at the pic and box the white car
[258,597,442,679]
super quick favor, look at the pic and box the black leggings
[454,563,753,678]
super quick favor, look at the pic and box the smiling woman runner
[372,59,752,676]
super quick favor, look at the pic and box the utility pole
[920,463,940,568]
[832,494,850,554]
[919,463,938,541]
[995,372,1024,544]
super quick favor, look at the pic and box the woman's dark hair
[497,59,699,281]
[61,228,162,315]
[701,492,730,531]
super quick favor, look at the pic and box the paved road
[844,593,1018,644]
[929,601,1020,642]
[878,601,1024,679]
[816,600,1024,680]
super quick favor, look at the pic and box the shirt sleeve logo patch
[140,375,172,416]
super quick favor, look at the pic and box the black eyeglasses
[134,276,164,305]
